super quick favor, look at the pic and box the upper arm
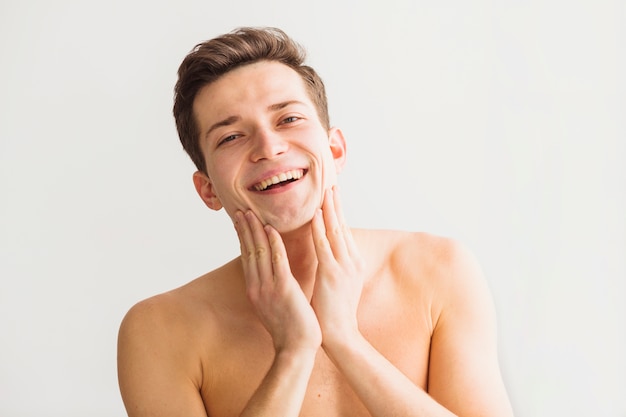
[427,241,513,417]
[117,298,208,417]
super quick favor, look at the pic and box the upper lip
[250,168,306,191]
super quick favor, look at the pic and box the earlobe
[192,171,223,211]
[328,127,347,173]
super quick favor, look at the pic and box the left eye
[281,116,299,124]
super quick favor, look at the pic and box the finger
[234,211,262,298]
[332,186,359,259]
[264,224,293,284]
[235,211,260,284]
[311,208,335,266]
[322,188,349,261]
[244,210,274,283]
[234,211,250,262]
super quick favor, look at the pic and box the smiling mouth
[253,169,305,191]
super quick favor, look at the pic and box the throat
[281,229,318,296]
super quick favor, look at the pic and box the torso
[159,229,445,417]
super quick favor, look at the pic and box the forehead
[193,61,313,124]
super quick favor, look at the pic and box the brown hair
[173,27,330,173]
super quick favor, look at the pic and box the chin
[266,211,315,235]
[275,223,313,241]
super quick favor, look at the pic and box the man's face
[192,60,346,233]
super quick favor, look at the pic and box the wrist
[321,326,365,359]
[273,328,322,356]
[274,346,318,370]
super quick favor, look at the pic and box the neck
[280,223,318,299]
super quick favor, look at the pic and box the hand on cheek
[234,210,322,353]
[311,186,365,346]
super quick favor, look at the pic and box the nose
[250,126,288,162]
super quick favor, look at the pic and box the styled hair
[173,27,330,173]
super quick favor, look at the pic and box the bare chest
[200,287,433,417]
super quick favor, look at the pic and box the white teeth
[254,169,304,191]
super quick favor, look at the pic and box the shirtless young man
[117,27,514,417]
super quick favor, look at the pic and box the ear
[328,127,347,174]
[192,171,223,211]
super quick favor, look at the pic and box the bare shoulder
[353,227,483,285]
[119,257,244,348]
[117,287,206,416]
[117,271,217,384]
[117,258,245,417]
[398,230,490,315]
[119,286,201,350]
[353,228,493,329]
[360,230,513,416]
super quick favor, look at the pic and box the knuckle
[254,245,266,259]
[272,250,283,264]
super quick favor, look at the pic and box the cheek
[208,170,251,212]
[207,157,239,188]
[322,149,340,177]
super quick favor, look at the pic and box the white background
[1,1,624,416]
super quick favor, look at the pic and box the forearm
[325,333,456,417]
[240,348,316,417]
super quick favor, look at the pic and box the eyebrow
[267,100,305,112]
[205,115,241,140]
[204,100,307,140]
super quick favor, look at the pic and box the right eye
[219,134,240,146]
